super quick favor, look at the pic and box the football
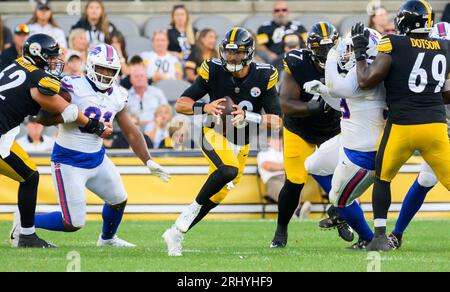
[219,96,236,132]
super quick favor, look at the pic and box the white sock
[20,226,36,235]
[374,219,387,228]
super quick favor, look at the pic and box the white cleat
[175,201,202,233]
[96,235,136,247]
[9,210,21,248]
[163,225,184,257]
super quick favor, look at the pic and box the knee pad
[218,165,239,182]
[417,171,438,188]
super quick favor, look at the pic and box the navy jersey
[378,34,450,125]
[282,49,341,144]
[0,58,61,135]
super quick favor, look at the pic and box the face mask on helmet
[337,36,355,71]
[220,43,254,73]
[86,45,121,91]
[309,38,334,68]
[45,55,65,77]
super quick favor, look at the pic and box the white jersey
[324,58,387,152]
[141,51,182,80]
[57,75,127,154]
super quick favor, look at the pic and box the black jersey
[257,21,307,55]
[282,49,341,145]
[378,34,450,125]
[168,27,194,59]
[0,58,61,135]
[182,58,282,145]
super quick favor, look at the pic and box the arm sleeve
[325,59,360,99]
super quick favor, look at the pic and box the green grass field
[0,219,449,272]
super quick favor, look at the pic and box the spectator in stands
[67,28,89,71]
[272,31,303,74]
[0,24,29,71]
[28,0,67,50]
[159,116,196,150]
[1,16,13,51]
[184,28,219,83]
[128,64,169,130]
[257,0,307,62]
[110,30,129,76]
[71,0,118,46]
[145,104,173,149]
[383,21,396,35]
[63,51,83,76]
[168,4,196,62]
[109,114,153,149]
[257,134,285,202]
[368,5,390,35]
[141,30,183,82]
[120,55,152,90]
[17,118,55,152]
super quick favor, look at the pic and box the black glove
[351,22,370,62]
[83,118,106,136]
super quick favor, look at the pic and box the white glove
[226,182,235,190]
[303,80,327,96]
[146,160,171,183]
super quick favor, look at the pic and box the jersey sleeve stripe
[267,70,279,90]
[257,33,269,45]
[283,59,292,75]
[199,61,210,81]
[377,38,393,53]
[38,77,61,94]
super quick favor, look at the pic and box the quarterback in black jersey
[0,34,110,248]
[354,0,450,251]
[163,27,282,256]
[270,22,349,248]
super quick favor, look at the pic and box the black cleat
[346,238,370,250]
[366,234,393,252]
[270,225,287,248]
[388,232,402,250]
[17,233,57,249]
[319,206,354,242]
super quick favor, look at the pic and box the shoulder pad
[37,75,61,96]
[198,58,222,81]
[378,34,395,54]
[283,49,309,75]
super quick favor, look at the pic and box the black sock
[188,200,218,231]
[18,172,39,228]
[277,180,304,227]
[375,226,387,237]
[372,178,391,222]
[195,165,238,205]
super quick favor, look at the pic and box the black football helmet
[395,0,434,35]
[219,27,255,73]
[307,22,339,68]
[23,33,64,77]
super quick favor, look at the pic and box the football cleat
[346,238,370,250]
[163,225,184,256]
[388,232,402,250]
[97,235,136,247]
[270,225,287,248]
[319,206,354,242]
[337,223,355,242]
[175,201,202,233]
[366,234,393,252]
[9,210,21,248]
[17,233,57,249]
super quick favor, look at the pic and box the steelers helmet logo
[29,42,42,56]
[250,87,261,98]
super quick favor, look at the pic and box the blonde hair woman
[168,4,196,61]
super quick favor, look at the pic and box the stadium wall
[0,151,449,221]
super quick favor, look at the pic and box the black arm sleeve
[181,76,209,101]
[262,86,282,116]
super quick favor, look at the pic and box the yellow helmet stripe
[229,28,239,45]
[319,22,328,40]
[419,0,432,28]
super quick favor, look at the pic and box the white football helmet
[429,22,450,40]
[337,28,382,71]
[86,44,121,91]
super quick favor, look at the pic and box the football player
[10,44,170,247]
[388,21,450,249]
[304,28,387,249]
[270,22,351,248]
[1,33,109,248]
[353,0,450,251]
[163,27,282,256]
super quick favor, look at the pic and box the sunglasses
[274,8,288,13]
[14,24,30,34]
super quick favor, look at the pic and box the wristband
[244,111,262,124]
[192,102,206,114]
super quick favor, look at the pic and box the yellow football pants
[201,128,250,204]
[376,122,450,190]
[0,141,37,182]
